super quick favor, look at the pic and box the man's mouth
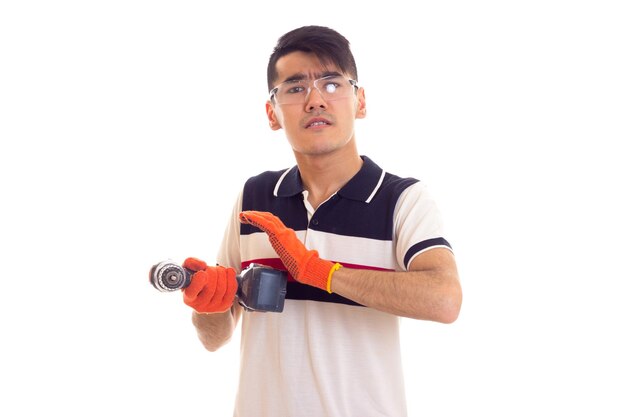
[305,118,331,128]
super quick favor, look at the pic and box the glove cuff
[302,254,337,291]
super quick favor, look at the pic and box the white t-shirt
[216,158,451,417]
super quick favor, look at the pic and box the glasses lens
[273,76,355,105]
[274,80,307,105]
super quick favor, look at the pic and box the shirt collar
[274,156,385,203]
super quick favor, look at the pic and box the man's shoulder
[241,167,297,213]
[245,168,290,186]
[376,171,421,203]
[361,155,420,196]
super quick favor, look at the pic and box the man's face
[266,51,366,157]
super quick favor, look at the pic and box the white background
[1,1,625,415]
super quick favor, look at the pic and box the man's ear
[355,88,367,119]
[266,101,282,130]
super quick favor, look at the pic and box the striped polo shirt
[216,156,451,417]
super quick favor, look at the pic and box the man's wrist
[301,255,337,291]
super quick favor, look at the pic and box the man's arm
[191,303,243,352]
[330,248,462,323]
[181,257,241,352]
[238,211,462,323]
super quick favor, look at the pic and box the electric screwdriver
[149,260,287,313]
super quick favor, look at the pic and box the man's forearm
[330,248,462,323]
[191,304,241,352]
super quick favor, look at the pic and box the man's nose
[305,85,327,111]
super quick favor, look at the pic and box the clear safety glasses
[269,75,358,105]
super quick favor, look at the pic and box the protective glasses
[269,75,358,105]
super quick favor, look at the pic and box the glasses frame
[269,75,359,105]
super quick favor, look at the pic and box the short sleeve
[393,182,452,270]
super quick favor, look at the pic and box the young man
[181,25,462,417]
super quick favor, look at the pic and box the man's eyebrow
[319,71,343,78]
[282,71,343,83]
[282,73,307,83]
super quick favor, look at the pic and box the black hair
[266,25,358,92]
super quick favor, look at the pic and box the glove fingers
[182,257,208,272]
[240,211,299,246]
[211,267,229,307]
[213,267,237,312]
[220,268,238,310]
[239,211,286,234]
[238,211,265,229]
[183,267,238,313]
[183,270,217,310]
[182,270,207,302]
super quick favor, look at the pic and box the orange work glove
[181,257,238,313]
[239,211,342,293]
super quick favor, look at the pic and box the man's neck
[295,149,363,210]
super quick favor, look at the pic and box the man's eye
[323,82,340,93]
[286,86,306,94]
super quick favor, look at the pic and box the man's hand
[239,211,341,293]
[181,257,238,313]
